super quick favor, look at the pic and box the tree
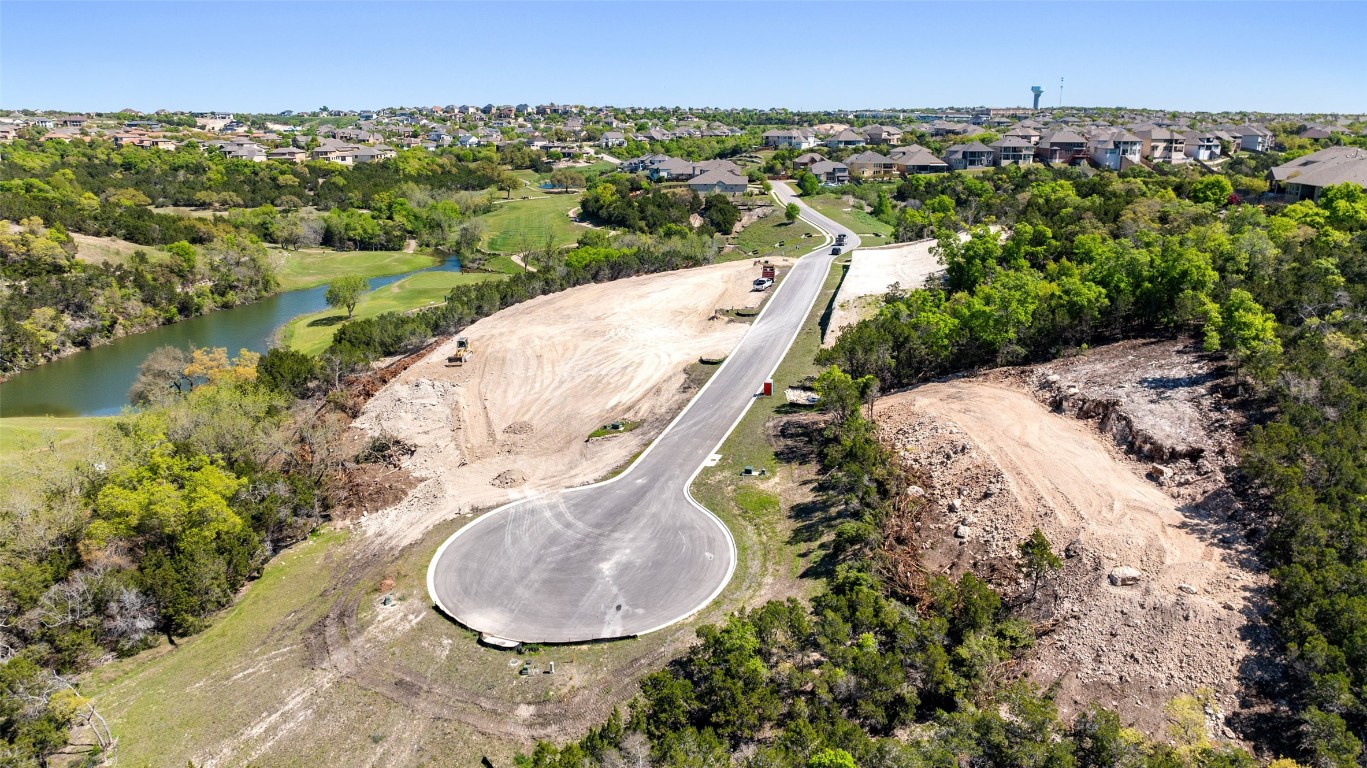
[129,346,192,405]
[549,169,586,194]
[1017,527,1063,600]
[785,202,800,223]
[325,275,367,318]
[809,748,858,768]
[798,172,820,197]
[1190,175,1234,207]
[497,173,522,199]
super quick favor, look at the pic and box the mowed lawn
[274,247,438,291]
[726,209,822,262]
[804,195,895,240]
[481,194,589,253]
[281,271,506,355]
[0,416,105,495]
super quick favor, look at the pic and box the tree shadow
[307,314,349,328]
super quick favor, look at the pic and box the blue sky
[2,1,1364,114]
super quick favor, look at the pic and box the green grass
[805,195,895,239]
[478,254,532,275]
[727,209,822,262]
[274,247,438,291]
[481,194,589,254]
[281,271,506,355]
[588,420,639,440]
[84,528,352,765]
[0,416,105,495]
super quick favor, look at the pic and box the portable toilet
[762,379,773,396]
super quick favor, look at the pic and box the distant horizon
[4,1,1366,115]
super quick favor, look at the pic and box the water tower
[1031,85,1044,110]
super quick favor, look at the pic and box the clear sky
[2,1,1364,115]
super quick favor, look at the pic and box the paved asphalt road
[427,183,860,643]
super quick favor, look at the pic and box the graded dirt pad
[823,240,942,347]
[353,258,786,550]
[877,349,1269,737]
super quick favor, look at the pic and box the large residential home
[1088,129,1142,170]
[599,130,626,148]
[1299,125,1336,141]
[808,159,850,185]
[943,142,996,170]
[60,115,89,128]
[1183,132,1222,161]
[646,157,741,182]
[792,152,828,169]
[861,125,904,145]
[1035,130,1089,165]
[1003,125,1042,146]
[0,126,20,143]
[1269,146,1367,201]
[1132,126,1187,163]
[990,136,1035,166]
[268,146,307,163]
[763,128,817,149]
[1233,124,1274,152]
[221,141,267,162]
[826,128,867,148]
[846,150,898,179]
[618,153,670,173]
[688,169,748,196]
[890,146,948,175]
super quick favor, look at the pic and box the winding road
[427,183,859,643]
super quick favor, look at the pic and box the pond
[0,256,461,418]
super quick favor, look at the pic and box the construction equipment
[446,336,472,366]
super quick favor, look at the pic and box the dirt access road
[427,182,853,643]
[880,378,1263,733]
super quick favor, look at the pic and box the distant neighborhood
[2,102,1365,203]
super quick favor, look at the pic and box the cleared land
[281,271,506,355]
[878,356,1265,736]
[70,233,170,266]
[355,258,779,551]
[0,416,103,494]
[482,195,590,253]
[823,239,941,346]
[88,257,815,767]
[274,247,437,291]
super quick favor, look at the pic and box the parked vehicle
[752,277,774,291]
[831,247,842,255]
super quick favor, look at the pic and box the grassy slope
[726,210,822,262]
[0,416,105,495]
[280,271,505,355]
[481,194,588,254]
[70,233,171,267]
[804,195,894,239]
[273,247,438,291]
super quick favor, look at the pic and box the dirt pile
[352,259,785,549]
[876,343,1272,737]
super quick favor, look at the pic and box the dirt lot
[823,239,941,347]
[353,258,788,550]
[876,340,1273,738]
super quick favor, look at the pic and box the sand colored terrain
[354,259,784,549]
[823,239,941,346]
[879,378,1264,735]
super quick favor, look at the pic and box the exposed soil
[875,340,1276,739]
[353,259,785,550]
[823,239,941,347]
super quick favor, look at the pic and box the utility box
[762,379,773,397]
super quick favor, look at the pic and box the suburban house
[599,130,626,148]
[618,153,671,173]
[846,150,898,178]
[889,146,948,175]
[1132,126,1187,163]
[943,142,996,170]
[222,142,267,162]
[60,115,89,128]
[0,126,20,143]
[688,169,748,195]
[1299,125,1336,140]
[792,152,828,169]
[762,128,817,149]
[1088,129,1143,170]
[808,159,850,185]
[456,133,480,147]
[861,125,904,145]
[990,136,1035,165]
[1035,130,1089,165]
[1182,132,1222,161]
[1269,146,1367,201]
[646,157,741,182]
[267,146,307,163]
[1234,124,1274,152]
[826,128,867,148]
[1003,125,1042,145]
